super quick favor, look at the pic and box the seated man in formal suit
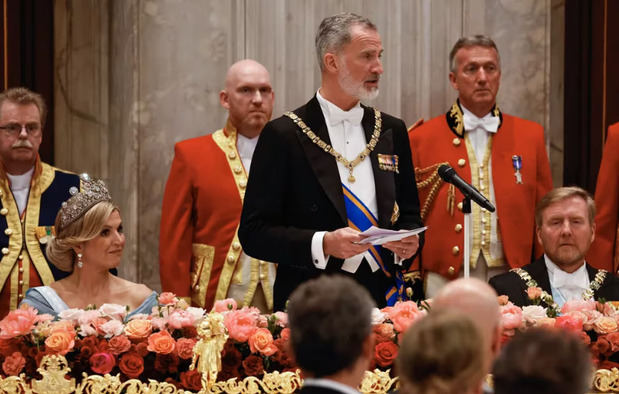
[288,275,375,394]
[490,186,619,308]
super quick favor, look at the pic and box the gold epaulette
[414,162,450,219]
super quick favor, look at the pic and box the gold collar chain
[284,108,382,183]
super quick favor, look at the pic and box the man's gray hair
[315,12,376,72]
[449,35,500,72]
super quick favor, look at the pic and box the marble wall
[53,0,561,289]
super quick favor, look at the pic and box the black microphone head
[438,164,454,181]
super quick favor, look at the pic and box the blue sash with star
[342,184,404,305]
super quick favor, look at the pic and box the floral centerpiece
[0,293,295,391]
[3,290,619,390]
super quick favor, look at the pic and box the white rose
[522,305,547,326]
[100,319,124,338]
[371,307,387,325]
[186,307,206,322]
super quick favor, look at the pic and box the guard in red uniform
[409,35,553,296]
[159,60,276,312]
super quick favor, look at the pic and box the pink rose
[223,310,258,342]
[594,316,618,334]
[167,310,197,329]
[279,327,291,342]
[555,314,584,332]
[158,292,178,306]
[526,287,542,300]
[98,304,127,321]
[58,308,85,323]
[108,335,132,355]
[213,298,237,312]
[2,351,25,375]
[386,301,425,334]
[0,306,39,339]
[176,338,197,359]
[248,328,278,356]
[273,312,288,327]
[500,302,523,335]
[561,299,597,314]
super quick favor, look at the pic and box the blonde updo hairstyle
[46,201,119,272]
[396,309,486,394]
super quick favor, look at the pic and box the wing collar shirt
[7,167,34,216]
[544,254,590,307]
[310,90,380,274]
[237,132,259,173]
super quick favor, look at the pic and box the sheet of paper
[357,225,427,245]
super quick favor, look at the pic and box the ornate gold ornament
[284,109,382,183]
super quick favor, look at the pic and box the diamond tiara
[58,174,112,231]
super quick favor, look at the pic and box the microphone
[438,164,496,212]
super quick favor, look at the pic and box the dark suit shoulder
[489,270,529,306]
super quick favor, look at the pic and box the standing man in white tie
[489,187,619,308]
[409,35,553,297]
[239,13,424,311]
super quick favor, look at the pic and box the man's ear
[449,72,458,91]
[219,90,230,110]
[323,53,339,73]
[535,226,543,246]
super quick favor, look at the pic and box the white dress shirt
[461,104,504,268]
[237,132,259,173]
[7,167,34,215]
[310,90,380,273]
[302,378,360,394]
[544,254,591,306]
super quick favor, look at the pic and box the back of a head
[396,309,486,394]
[287,275,375,377]
[492,328,593,394]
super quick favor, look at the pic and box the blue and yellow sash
[342,184,404,305]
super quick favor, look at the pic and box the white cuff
[311,231,329,269]
[394,253,404,266]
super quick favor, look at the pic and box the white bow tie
[463,113,500,133]
[329,106,364,126]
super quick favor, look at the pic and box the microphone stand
[463,197,472,279]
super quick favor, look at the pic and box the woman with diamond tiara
[20,175,157,318]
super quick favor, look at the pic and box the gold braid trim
[414,162,449,220]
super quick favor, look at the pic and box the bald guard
[159,59,276,312]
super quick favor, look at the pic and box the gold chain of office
[284,108,382,183]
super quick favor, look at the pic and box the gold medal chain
[284,109,382,183]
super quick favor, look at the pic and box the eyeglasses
[0,123,42,137]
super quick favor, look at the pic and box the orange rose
[50,320,76,336]
[279,327,291,342]
[147,330,176,354]
[158,292,178,305]
[497,295,509,306]
[45,330,75,355]
[373,323,395,343]
[248,328,277,356]
[594,316,618,335]
[124,319,152,340]
[526,286,542,300]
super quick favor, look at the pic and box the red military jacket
[159,124,273,310]
[408,102,553,279]
[588,123,619,272]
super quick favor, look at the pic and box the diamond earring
[77,253,83,268]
